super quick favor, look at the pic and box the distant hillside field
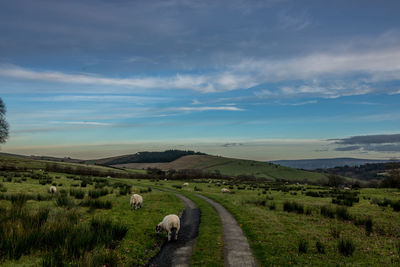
[271,158,391,170]
[114,155,329,182]
[86,150,205,165]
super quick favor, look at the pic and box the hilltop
[113,154,329,182]
[1,150,329,182]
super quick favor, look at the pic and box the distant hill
[87,150,206,166]
[315,161,400,181]
[1,151,331,182]
[115,154,329,182]
[270,158,391,170]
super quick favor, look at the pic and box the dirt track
[147,193,200,267]
[196,194,257,267]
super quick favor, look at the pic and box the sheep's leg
[167,231,171,241]
[174,232,178,240]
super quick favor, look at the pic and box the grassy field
[156,180,400,266]
[115,155,329,182]
[1,154,400,266]
[0,171,183,266]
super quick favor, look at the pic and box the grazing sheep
[49,185,57,194]
[183,182,189,186]
[155,214,180,241]
[221,188,230,193]
[130,194,143,210]
[343,187,351,191]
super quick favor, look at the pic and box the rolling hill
[113,154,329,182]
[1,151,330,182]
[271,158,392,170]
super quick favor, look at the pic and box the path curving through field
[147,193,200,267]
[196,194,257,267]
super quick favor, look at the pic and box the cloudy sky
[1,0,400,160]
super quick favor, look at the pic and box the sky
[1,0,400,160]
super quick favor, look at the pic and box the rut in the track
[196,194,257,267]
[147,193,200,267]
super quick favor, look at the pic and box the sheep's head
[155,223,162,233]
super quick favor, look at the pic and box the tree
[0,98,8,144]
[327,174,345,187]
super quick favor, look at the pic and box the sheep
[221,188,230,193]
[343,187,351,191]
[183,182,189,186]
[130,194,143,210]
[49,185,57,194]
[155,214,180,241]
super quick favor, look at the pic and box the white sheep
[183,182,189,186]
[343,187,351,191]
[130,194,143,210]
[221,188,230,193]
[155,214,180,241]
[49,185,57,194]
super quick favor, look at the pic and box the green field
[1,155,400,266]
[115,155,329,182]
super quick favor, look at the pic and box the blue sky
[1,0,400,160]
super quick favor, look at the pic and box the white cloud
[170,106,244,112]
[1,45,400,96]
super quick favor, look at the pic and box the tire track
[196,194,257,267]
[147,193,200,267]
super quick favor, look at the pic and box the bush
[283,201,304,214]
[365,217,373,236]
[321,205,335,218]
[268,202,276,210]
[316,240,325,254]
[89,188,109,199]
[80,199,112,210]
[298,239,308,253]
[338,238,355,256]
[330,225,342,239]
[69,189,85,199]
[336,206,351,221]
[56,195,74,207]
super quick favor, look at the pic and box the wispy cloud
[169,106,244,112]
[332,133,400,153]
[2,45,400,96]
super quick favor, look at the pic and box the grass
[2,155,400,266]
[0,170,184,266]
[184,194,224,267]
[114,154,329,182]
[164,181,400,266]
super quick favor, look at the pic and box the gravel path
[147,193,200,267]
[196,194,257,267]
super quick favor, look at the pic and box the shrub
[316,240,325,254]
[56,195,74,207]
[268,202,276,210]
[298,239,308,253]
[336,206,351,221]
[391,200,400,212]
[0,183,7,192]
[89,188,109,199]
[283,201,304,214]
[321,205,335,218]
[330,225,342,239]
[305,207,313,215]
[338,238,355,256]
[365,217,373,236]
[70,189,85,199]
[80,199,112,210]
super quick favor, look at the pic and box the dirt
[196,194,257,267]
[146,194,200,267]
